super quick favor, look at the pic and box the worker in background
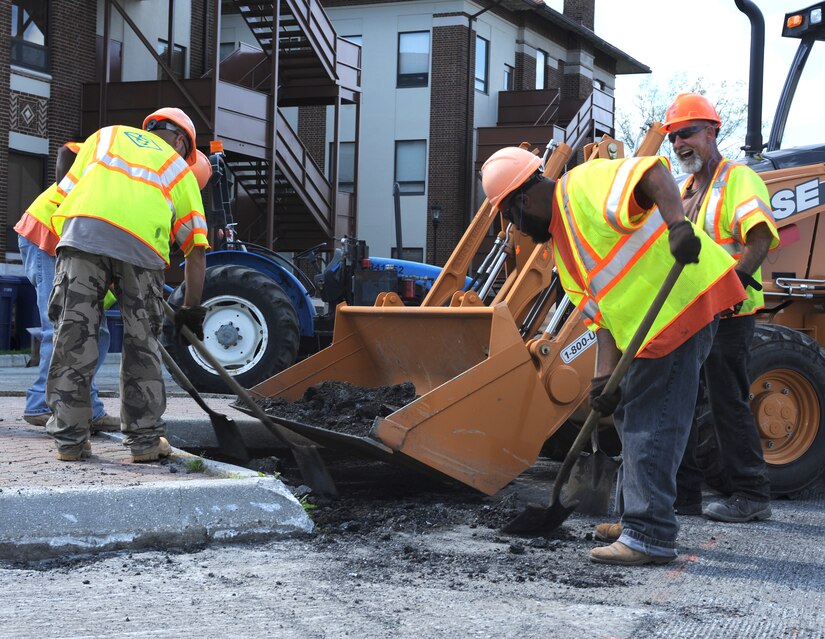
[481,147,745,566]
[664,93,778,522]
[14,142,120,432]
[46,107,210,463]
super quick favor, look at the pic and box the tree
[615,74,751,170]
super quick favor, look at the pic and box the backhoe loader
[244,0,825,498]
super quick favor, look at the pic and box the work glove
[668,220,701,265]
[730,270,762,315]
[174,305,207,342]
[589,374,622,416]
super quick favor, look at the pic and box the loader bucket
[249,302,559,495]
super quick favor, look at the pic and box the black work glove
[589,375,622,416]
[668,220,701,265]
[174,305,207,342]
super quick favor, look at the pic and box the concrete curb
[0,433,313,562]
[0,476,313,562]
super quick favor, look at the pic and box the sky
[547,0,825,151]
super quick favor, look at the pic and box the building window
[330,141,355,194]
[503,64,514,91]
[157,39,187,80]
[220,41,237,61]
[535,49,547,90]
[7,152,45,253]
[397,31,429,88]
[11,1,49,71]
[96,36,123,83]
[475,36,489,94]
[394,140,426,195]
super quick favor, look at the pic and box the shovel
[503,262,685,534]
[159,342,251,463]
[560,426,620,516]
[161,298,338,497]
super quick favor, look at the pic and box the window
[394,140,426,195]
[7,152,45,253]
[503,64,514,91]
[157,39,187,80]
[475,36,489,94]
[96,36,123,83]
[535,49,547,90]
[397,31,429,88]
[329,141,355,193]
[11,1,49,71]
[220,41,237,61]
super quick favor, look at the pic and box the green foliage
[299,495,317,514]
[186,457,206,473]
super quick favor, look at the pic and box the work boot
[23,413,52,427]
[594,522,622,543]
[130,437,172,463]
[57,440,92,462]
[703,495,771,522]
[589,541,674,566]
[91,413,121,433]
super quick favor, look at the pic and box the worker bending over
[46,107,209,462]
[481,148,745,566]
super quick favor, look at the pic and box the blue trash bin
[106,308,124,353]
[15,276,38,350]
[0,276,20,351]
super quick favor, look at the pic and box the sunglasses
[667,125,709,144]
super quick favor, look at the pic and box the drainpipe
[464,1,504,226]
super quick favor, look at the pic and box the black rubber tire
[162,264,300,394]
[696,324,825,496]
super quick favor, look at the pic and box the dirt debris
[249,380,628,590]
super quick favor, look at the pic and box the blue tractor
[162,152,456,393]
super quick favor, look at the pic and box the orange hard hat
[142,107,198,165]
[191,150,213,190]
[661,93,722,133]
[480,147,542,210]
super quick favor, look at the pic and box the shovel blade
[560,450,620,516]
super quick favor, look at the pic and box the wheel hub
[214,322,242,349]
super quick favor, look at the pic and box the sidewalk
[0,353,313,562]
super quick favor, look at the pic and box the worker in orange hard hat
[481,146,746,567]
[44,107,209,464]
[14,141,120,432]
[143,107,199,165]
[657,92,779,524]
[191,149,213,190]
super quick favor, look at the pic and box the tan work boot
[24,413,52,427]
[91,413,121,433]
[57,440,92,462]
[594,522,623,543]
[589,541,674,566]
[131,437,172,463]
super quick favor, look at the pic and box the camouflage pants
[46,247,166,455]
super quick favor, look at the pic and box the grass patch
[186,457,206,473]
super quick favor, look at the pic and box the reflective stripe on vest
[554,157,736,352]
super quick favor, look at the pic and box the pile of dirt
[249,380,627,590]
[258,380,417,436]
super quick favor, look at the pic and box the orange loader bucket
[250,300,593,495]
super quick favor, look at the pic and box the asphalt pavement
[0,351,312,561]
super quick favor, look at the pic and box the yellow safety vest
[51,125,208,264]
[553,157,737,353]
[675,159,779,315]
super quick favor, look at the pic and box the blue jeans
[614,320,718,558]
[18,236,110,420]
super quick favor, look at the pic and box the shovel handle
[551,262,685,503]
[160,298,295,449]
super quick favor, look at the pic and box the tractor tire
[162,264,300,394]
[697,323,825,496]
[748,324,825,495]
